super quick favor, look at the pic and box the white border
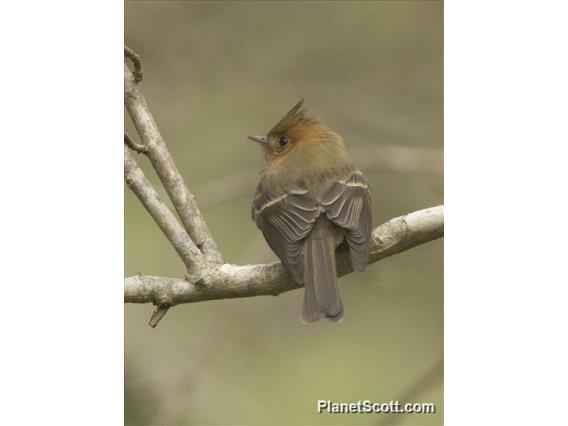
[446,1,568,424]
[0,1,123,424]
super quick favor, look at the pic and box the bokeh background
[125,1,443,425]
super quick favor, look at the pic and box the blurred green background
[125,1,443,425]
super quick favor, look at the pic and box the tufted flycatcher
[248,99,373,323]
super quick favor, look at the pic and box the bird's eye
[278,136,289,147]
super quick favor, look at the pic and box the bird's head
[248,99,342,167]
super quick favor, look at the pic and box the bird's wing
[252,188,320,283]
[321,170,373,271]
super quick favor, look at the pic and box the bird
[248,99,373,323]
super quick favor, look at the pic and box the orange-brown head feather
[257,99,342,167]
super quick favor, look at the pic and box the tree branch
[124,146,204,276]
[124,206,443,306]
[148,305,171,328]
[124,65,223,268]
[124,45,143,83]
[124,132,147,154]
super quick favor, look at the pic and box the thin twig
[124,146,204,277]
[124,65,223,268]
[124,45,143,83]
[148,305,171,328]
[124,206,444,306]
[124,132,147,154]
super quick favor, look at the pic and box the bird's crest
[268,99,320,136]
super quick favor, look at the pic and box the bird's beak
[247,134,268,144]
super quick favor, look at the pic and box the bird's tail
[302,218,343,323]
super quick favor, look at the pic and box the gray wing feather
[322,172,372,271]
[252,190,319,283]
